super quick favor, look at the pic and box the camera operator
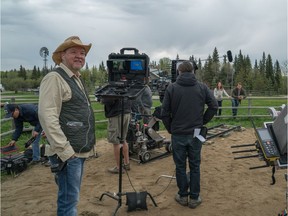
[161,61,218,209]
[131,77,153,124]
[101,96,132,174]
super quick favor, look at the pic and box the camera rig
[95,48,149,100]
[107,47,149,84]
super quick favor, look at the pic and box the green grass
[0,93,286,180]
[1,95,286,147]
[1,94,286,148]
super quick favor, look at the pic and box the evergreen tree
[211,47,220,84]
[259,52,266,75]
[37,67,41,78]
[265,54,274,86]
[32,66,38,80]
[274,60,282,92]
[202,55,213,88]
[18,65,27,80]
[99,61,106,72]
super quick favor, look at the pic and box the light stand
[96,83,157,215]
[99,97,126,215]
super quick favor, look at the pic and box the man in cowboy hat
[38,36,96,216]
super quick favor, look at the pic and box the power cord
[124,167,176,197]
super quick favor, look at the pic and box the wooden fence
[1,96,287,138]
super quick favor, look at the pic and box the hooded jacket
[161,72,218,135]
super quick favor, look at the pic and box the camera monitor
[107,48,149,84]
[271,105,287,155]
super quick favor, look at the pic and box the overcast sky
[1,0,287,71]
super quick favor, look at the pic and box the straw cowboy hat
[52,36,92,65]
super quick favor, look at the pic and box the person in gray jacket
[132,77,153,124]
[161,61,218,209]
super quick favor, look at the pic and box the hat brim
[52,39,92,65]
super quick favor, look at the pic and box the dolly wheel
[139,151,151,162]
[165,142,173,153]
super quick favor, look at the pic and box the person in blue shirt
[4,103,42,164]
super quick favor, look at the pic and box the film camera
[95,48,150,99]
[107,48,149,84]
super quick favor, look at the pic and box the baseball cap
[4,104,17,118]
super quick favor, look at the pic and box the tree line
[153,48,287,95]
[1,47,287,95]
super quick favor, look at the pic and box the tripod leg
[113,203,121,216]
[100,192,119,201]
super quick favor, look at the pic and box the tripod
[99,97,127,215]
[97,83,157,215]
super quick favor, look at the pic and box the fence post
[248,98,252,116]
[10,97,16,130]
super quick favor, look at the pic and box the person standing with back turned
[161,61,218,209]
[38,36,96,216]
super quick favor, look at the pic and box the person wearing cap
[161,61,218,209]
[38,36,96,216]
[4,103,43,164]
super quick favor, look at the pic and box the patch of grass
[0,93,286,180]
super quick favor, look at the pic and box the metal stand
[99,98,126,215]
[99,95,157,215]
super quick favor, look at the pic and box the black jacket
[102,97,131,118]
[161,72,218,135]
[12,104,42,141]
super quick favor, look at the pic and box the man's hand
[8,140,16,146]
[32,131,39,137]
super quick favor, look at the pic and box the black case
[107,47,150,84]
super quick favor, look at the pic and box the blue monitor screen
[130,60,143,71]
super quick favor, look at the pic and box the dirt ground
[1,128,287,216]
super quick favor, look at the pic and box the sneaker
[43,161,51,167]
[124,163,130,171]
[188,196,202,209]
[108,166,124,174]
[175,194,188,206]
[30,160,40,165]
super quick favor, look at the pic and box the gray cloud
[1,0,287,71]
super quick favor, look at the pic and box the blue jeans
[32,129,42,161]
[50,156,86,216]
[217,100,223,116]
[172,134,202,199]
[231,99,240,116]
